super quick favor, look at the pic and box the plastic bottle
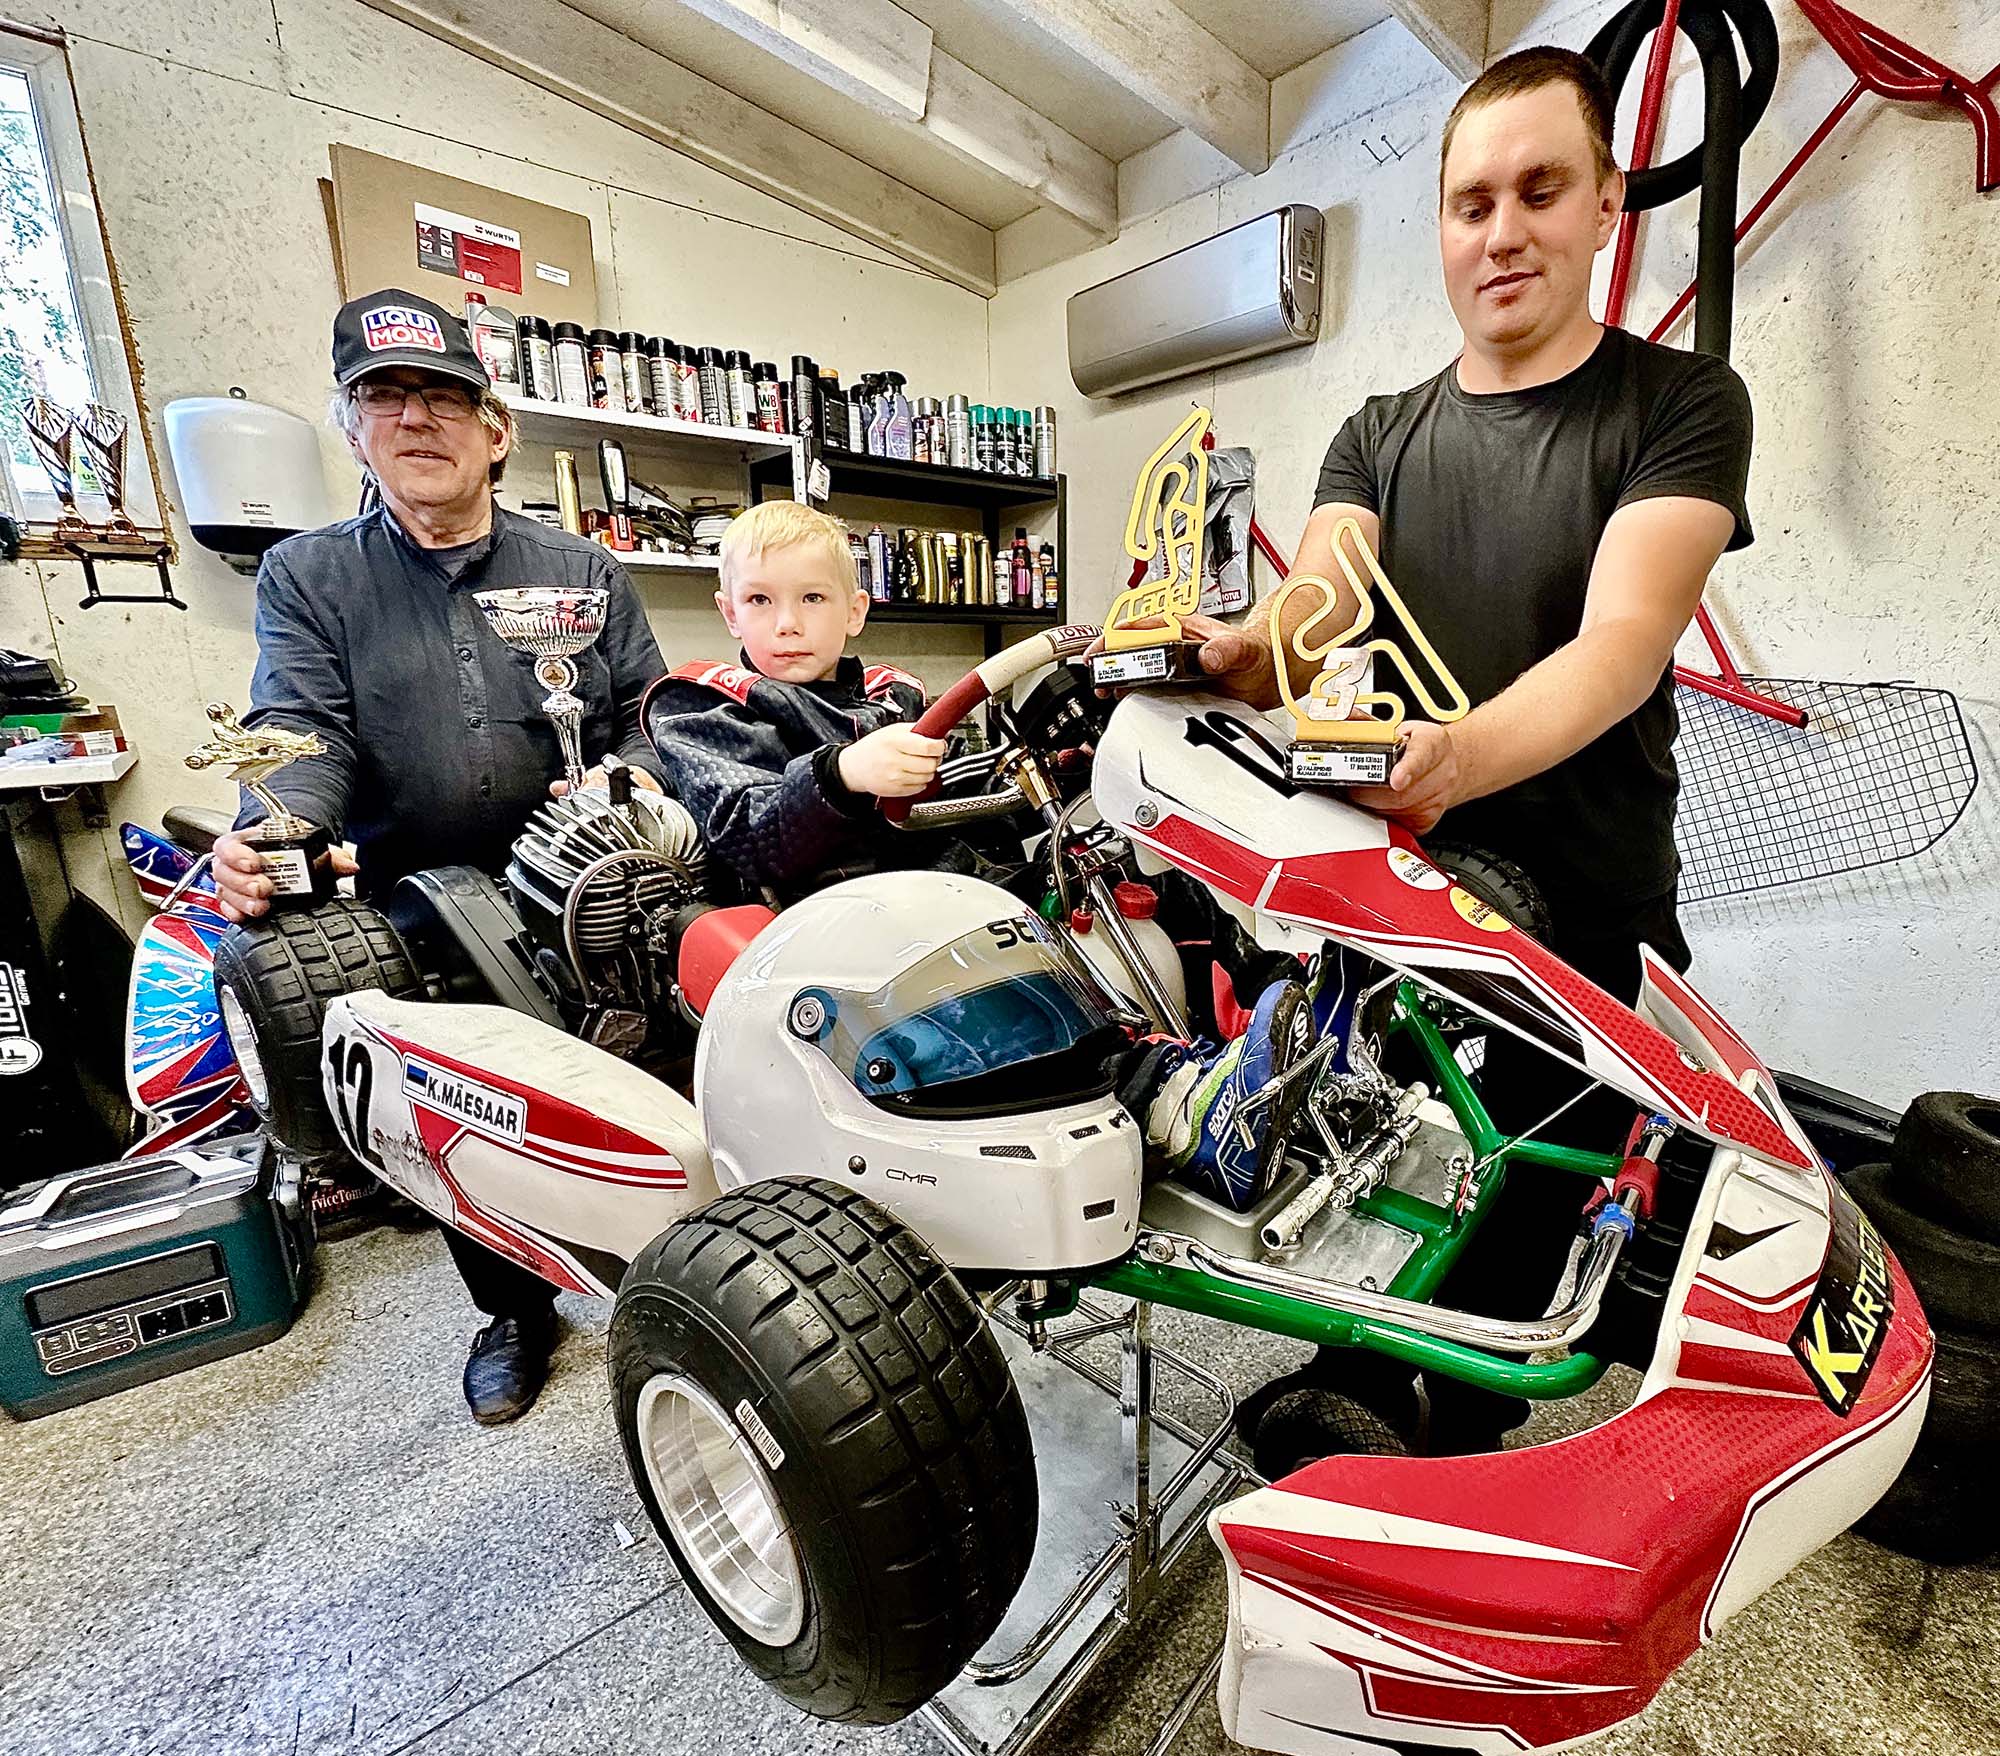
[848,530,871,600]
[463,293,521,393]
[864,374,891,456]
[1039,541,1059,616]
[817,368,848,452]
[1068,883,1187,1020]
[1011,528,1033,607]
[882,372,913,460]
[551,323,590,406]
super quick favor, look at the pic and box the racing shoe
[463,1311,558,1424]
[1161,978,1314,1210]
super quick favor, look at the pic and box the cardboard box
[327,146,599,329]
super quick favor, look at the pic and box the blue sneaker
[1169,979,1314,1209]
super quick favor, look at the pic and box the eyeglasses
[352,381,480,421]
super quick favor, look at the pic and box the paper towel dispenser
[1066,206,1324,399]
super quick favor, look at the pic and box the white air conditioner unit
[1066,206,1324,400]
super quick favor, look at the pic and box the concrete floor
[2,1222,1996,1756]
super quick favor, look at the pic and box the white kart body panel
[322,988,715,1297]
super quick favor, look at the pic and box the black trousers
[1333,884,1692,1441]
[441,1224,558,1323]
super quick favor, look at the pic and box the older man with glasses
[210,287,668,1424]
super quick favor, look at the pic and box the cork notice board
[327,145,599,328]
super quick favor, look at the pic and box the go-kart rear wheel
[1844,1162,2000,1337]
[609,1177,1038,1725]
[212,900,422,1158]
[1251,1387,1411,1479]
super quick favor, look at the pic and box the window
[0,27,155,528]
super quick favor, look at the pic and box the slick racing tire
[1892,1092,2000,1244]
[212,900,423,1159]
[1251,1388,1411,1480]
[609,1178,1038,1725]
[1844,1162,2000,1339]
[1425,842,1556,939]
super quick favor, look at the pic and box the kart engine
[506,789,707,1051]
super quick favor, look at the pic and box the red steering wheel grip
[878,625,1101,824]
[881,671,994,823]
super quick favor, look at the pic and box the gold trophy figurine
[1091,406,1214,689]
[1269,518,1471,787]
[184,703,333,908]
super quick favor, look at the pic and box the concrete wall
[0,0,993,930]
[988,0,2000,1106]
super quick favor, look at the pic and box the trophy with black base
[1091,406,1215,690]
[471,585,611,795]
[1270,516,1470,787]
[185,703,334,908]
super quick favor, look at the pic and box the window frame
[0,24,161,531]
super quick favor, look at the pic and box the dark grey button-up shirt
[237,501,666,896]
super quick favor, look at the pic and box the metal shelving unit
[747,448,1068,655]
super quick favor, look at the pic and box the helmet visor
[797,913,1126,1116]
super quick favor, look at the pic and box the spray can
[848,529,871,600]
[965,532,991,607]
[1033,406,1058,478]
[618,331,650,415]
[940,530,961,604]
[867,525,890,604]
[790,356,820,455]
[1015,410,1035,478]
[704,348,736,426]
[945,395,973,470]
[753,361,785,433]
[586,330,626,412]
[969,405,990,471]
[893,528,918,602]
[642,337,671,418]
[551,323,590,407]
[913,397,939,466]
[663,343,699,422]
[515,315,555,401]
[726,350,755,429]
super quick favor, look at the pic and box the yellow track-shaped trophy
[1270,517,1471,786]
[1090,406,1215,689]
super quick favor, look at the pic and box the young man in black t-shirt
[1175,48,1753,1453]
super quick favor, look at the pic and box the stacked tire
[1847,1092,2000,1565]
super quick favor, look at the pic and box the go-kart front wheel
[609,1178,1038,1725]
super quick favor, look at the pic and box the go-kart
[207,627,1932,1754]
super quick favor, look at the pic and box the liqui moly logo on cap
[362,306,446,353]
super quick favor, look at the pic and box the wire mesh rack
[1673,678,1980,904]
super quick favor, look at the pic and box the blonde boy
[642,501,948,900]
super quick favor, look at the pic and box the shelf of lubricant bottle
[852,525,1062,620]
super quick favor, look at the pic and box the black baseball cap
[331,288,490,390]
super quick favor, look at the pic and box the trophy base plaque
[1286,722,1402,787]
[1091,641,1206,690]
[251,822,333,909]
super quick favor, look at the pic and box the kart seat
[677,904,777,1017]
[163,804,235,857]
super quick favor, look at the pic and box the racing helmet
[695,871,1145,1274]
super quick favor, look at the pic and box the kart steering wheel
[881,624,1102,824]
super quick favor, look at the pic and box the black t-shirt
[1314,325,1753,910]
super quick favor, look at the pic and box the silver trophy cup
[472,585,611,795]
